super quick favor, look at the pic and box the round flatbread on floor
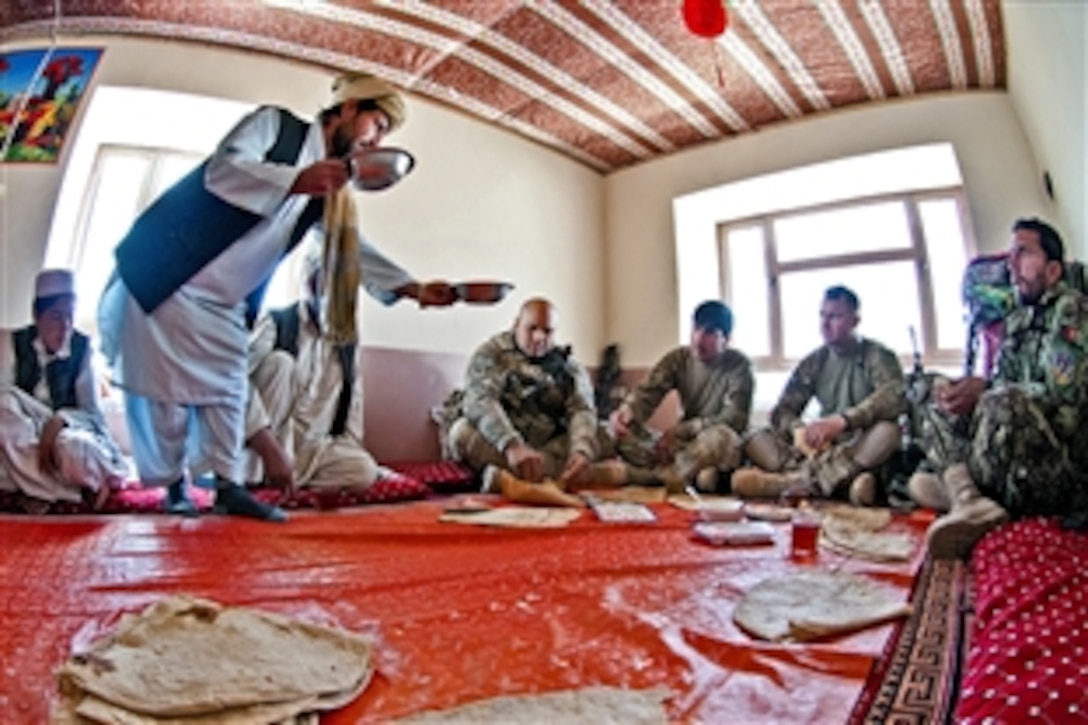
[821,517,914,561]
[55,596,374,720]
[397,686,670,724]
[733,570,912,642]
[821,504,891,531]
[819,506,913,561]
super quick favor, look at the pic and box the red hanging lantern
[682,0,729,39]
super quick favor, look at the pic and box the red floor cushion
[956,517,1088,722]
[0,468,433,515]
[383,459,477,493]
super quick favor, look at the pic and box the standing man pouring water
[99,72,456,521]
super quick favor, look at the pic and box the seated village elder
[0,269,129,512]
[734,286,905,506]
[607,300,754,493]
[244,247,454,494]
[909,218,1088,558]
[445,297,615,506]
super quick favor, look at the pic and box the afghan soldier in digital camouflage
[444,298,612,493]
[913,218,1088,559]
[735,286,906,506]
[607,300,754,494]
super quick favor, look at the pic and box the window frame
[718,186,977,371]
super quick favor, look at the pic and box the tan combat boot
[848,472,877,507]
[731,466,805,499]
[907,471,951,512]
[568,459,628,491]
[925,463,1008,559]
[694,467,719,493]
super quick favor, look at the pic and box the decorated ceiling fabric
[1,0,1006,173]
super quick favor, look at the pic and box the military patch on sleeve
[1051,348,1076,386]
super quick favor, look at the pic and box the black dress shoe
[213,484,287,523]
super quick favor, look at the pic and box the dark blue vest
[113,107,323,326]
[12,326,89,411]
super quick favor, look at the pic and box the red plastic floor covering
[0,503,926,723]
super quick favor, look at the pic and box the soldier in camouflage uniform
[607,300,754,493]
[736,286,905,505]
[914,218,1088,559]
[446,298,609,488]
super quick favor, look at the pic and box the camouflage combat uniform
[749,337,906,495]
[921,282,1088,517]
[615,346,754,476]
[446,331,602,477]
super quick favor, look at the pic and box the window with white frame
[721,189,972,369]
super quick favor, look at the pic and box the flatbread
[55,596,373,719]
[734,570,912,642]
[439,507,583,528]
[667,494,744,520]
[397,686,670,724]
[820,506,913,561]
[821,518,914,561]
[821,504,892,531]
[742,502,794,522]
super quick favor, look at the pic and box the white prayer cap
[35,269,75,299]
[330,72,406,131]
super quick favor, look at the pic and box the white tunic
[96,105,416,484]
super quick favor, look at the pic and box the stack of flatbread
[397,686,670,724]
[734,570,912,642]
[52,596,374,724]
[820,505,915,561]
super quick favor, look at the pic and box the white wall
[0,36,604,360]
[1002,0,1087,259]
[604,93,1046,366]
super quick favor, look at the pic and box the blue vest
[12,326,88,410]
[113,107,323,326]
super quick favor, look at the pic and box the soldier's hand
[805,416,847,452]
[937,376,986,416]
[505,442,545,482]
[290,159,350,196]
[558,452,590,485]
[608,407,633,438]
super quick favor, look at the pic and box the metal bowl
[453,281,515,305]
[346,147,415,191]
